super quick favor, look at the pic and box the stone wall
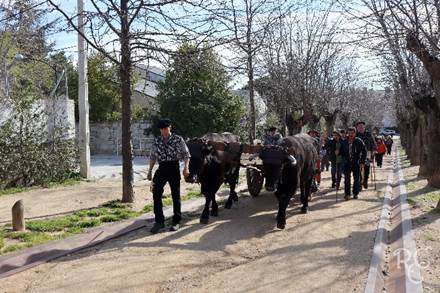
[82,121,154,155]
[0,96,75,140]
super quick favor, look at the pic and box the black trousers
[375,153,384,167]
[152,161,181,224]
[344,163,360,196]
[386,145,392,155]
[362,159,370,185]
[331,161,344,187]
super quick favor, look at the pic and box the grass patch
[2,243,28,254]
[406,181,418,192]
[142,204,153,213]
[100,215,120,222]
[424,233,437,242]
[8,231,60,245]
[77,218,101,228]
[407,197,417,206]
[0,199,143,255]
[26,216,79,232]
[183,189,202,200]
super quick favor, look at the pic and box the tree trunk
[418,114,429,177]
[340,112,350,129]
[247,53,256,143]
[425,111,440,187]
[408,117,420,165]
[286,112,303,135]
[406,33,440,188]
[120,0,134,203]
[306,115,320,132]
[324,114,336,136]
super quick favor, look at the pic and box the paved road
[90,155,149,181]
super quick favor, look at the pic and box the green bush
[0,104,78,189]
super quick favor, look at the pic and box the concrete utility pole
[78,0,91,178]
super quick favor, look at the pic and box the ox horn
[288,155,297,166]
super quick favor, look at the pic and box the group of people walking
[318,122,394,200]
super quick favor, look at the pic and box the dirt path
[0,157,391,293]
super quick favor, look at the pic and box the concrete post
[78,0,91,178]
[12,200,25,231]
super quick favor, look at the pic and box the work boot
[331,182,336,188]
[150,222,165,234]
[344,194,350,201]
[363,180,368,189]
[353,194,358,199]
[169,222,180,231]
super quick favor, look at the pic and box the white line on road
[396,147,424,292]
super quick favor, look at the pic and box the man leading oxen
[256,133,318,229]
[185,132,242,224]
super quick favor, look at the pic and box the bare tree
[258,1,353,135]
[216,0,292,142]
[349,0,440,188]
[47,0,220,202]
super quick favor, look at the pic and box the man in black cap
[263,126,283,145]
[355,121,376,189]
[147,118,190,233]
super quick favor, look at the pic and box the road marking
[395,148,423,292]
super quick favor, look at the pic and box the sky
[39,0,385,90]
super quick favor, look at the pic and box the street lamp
[4,53,25,98]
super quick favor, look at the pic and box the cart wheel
[246,167,264,197]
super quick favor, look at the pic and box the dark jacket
[341,137,367,165]
[356,131,376,152]
[326,138,343,163]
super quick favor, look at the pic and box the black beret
[268,126,277,131]
[355,121,366,126]
[157,118,171,128]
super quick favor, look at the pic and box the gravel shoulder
[398,150,440,293]
[0,157,392,293]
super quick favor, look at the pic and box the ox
[185,133,242,224]
[257,134,318,229]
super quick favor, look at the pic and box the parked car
[379,128,396,136]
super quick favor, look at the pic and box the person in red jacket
[375,136,387,168]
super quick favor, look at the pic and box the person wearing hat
[147,118,190,234]
[263,126,283,146]
[355,121,377,189]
